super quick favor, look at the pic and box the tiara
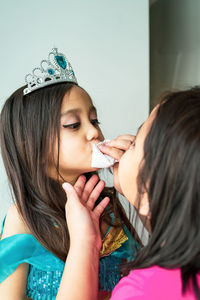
[23,48,78,95]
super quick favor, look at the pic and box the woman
[64,87,200,299]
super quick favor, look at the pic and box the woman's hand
[98,134,136,160]
[98,135,136,196]
[62,174,110,252]
[57,174,108,300]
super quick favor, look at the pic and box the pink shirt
[110,266,200,300]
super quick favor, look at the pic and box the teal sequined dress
[0,215,137,300]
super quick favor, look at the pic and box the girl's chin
[81,166,101,175]
[88,166,101,172]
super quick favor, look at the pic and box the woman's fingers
[63,181,109,222]
[93,197,110,218]
[98,136,136,160]
[98,139,131,160]
[65,175,104,208]
[108,138,135,150]
[73,175,86,198]
[98,145,124,160]
[81,174,99,203]
[115,134,135,142]
[86,180,105,210]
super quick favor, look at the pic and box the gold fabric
[25,224,128,300]
[100,224,128,258]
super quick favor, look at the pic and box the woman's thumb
[62,182,77,203]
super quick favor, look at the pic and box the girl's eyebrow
[61,108,81,117]
[89,106,97,114]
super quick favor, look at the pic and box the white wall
[150,0,200,106]
[0,0,149,224]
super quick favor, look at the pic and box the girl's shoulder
[1,203,31,239]
[0,205,65,284]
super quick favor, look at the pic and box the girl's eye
[91,119,100,126]
[63,122,80,129]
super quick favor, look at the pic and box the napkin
[91,140,117,168]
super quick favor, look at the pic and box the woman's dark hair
[126,87,200,298]
[0,82,139,262]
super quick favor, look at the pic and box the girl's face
[49,85,104,183]
[113,108,157,215]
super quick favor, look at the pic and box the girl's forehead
[62,86,91,105]
[61,87,96,115]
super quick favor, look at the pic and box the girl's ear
[138,193,151,233]
[138,192,150,217]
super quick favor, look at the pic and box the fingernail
[62,182,73,191]
[98,144,106,150]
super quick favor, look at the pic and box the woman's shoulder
[127,265,181,280]
[111,266,192,300]
[1,203,31,239]
[117,266,183,287]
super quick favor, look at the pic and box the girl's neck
[59,174,79,186]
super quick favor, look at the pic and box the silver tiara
[23,48,78,95]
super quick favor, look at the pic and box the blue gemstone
[55,55,67,69]
[48,68,55,75]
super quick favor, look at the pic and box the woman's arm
[57,243,99,300]
[56,175,109,300]
[0,204,30,300]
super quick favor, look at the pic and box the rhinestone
[55,56,67,69]
[48,68,55,75]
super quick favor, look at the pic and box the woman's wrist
[57,238,99,300]
[69,240,101,256]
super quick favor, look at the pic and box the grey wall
[0,0,149,224]
[150,0,200,107]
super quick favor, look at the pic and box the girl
[0,48,140,300]
[64,87,200,299]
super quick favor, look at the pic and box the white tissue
[91,140,117,168]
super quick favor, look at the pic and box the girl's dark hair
[0,82,139,262]
[126,87,200,298]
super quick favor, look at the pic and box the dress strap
[0,234,64,283]
[0,215,6,238]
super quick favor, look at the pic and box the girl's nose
[86,122,100,141]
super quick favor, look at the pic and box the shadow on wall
[150,0,200,110]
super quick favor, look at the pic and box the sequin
[0,215,138,299]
